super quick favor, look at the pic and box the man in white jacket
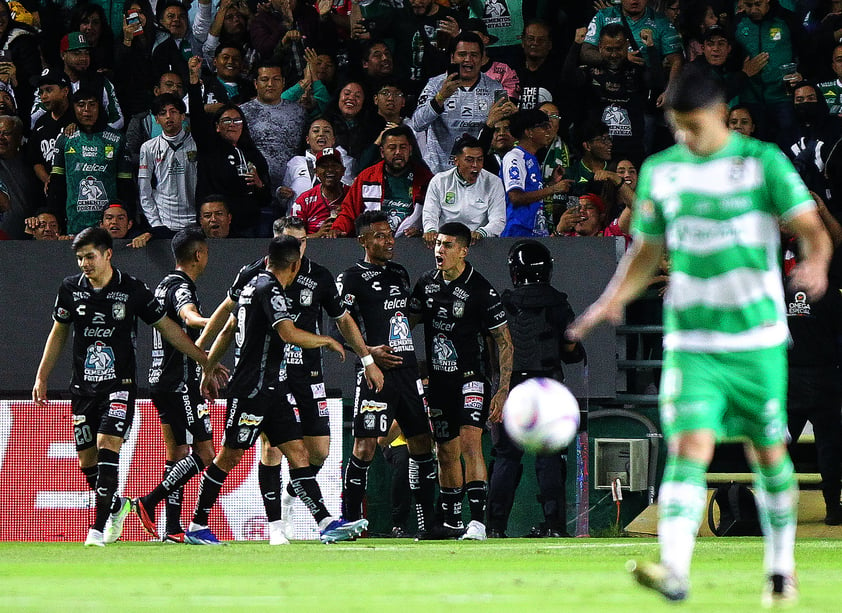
[422,135,506,247]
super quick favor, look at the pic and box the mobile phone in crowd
[448,62,460,78]
[494,89,508,104]
[127,11,143,35]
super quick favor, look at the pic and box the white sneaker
[280,487,296,540]
[84,528,105,547]
[104,497,131,544]
[459,520,487,541]
[268,520,290,545]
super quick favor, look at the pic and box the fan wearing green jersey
[569,64,832,608]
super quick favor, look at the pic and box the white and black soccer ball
[503,378,580,453]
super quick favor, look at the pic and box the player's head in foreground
[171,224,208,277]
[273,215,307,257]
[435,221,470,279]
[72,226,113,285]
[664,64,730,156]
[356,210,394,266]
[267,234,302,287]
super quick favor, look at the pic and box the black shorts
[222,388,302,450]
[151,389,213,446]
[71,387,136,451]
[287,368,330,437]
[427,376,490,443]
[352,367,430,440]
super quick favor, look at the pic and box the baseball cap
[580,193,606,214]
[702,25,732,44]
[61,32,91,53]
[34,67,71,88]
[315,148,344,167]
[465,18,499,45]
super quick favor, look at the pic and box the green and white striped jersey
[632,132,814,353]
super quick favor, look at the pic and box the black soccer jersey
[227,256,266,303]
[337,259,418,370]
[283,257,346,370]
[149,270,202,393]
[410,263,507,376]
[53,268,166,395]
[227,270,292,397]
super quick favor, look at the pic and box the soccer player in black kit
[410,222,513,540]
[194,217,382,544]
[186,236,369,545]
[133,226,220,542]
[32,227,210,547]
[338,211,438,535]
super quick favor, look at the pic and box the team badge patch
[453,300,464,318]
[112,302,126,320]
[300,288,313,306]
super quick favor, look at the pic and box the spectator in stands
[240,61,307,210]
[563,23,650,167]
[100,200,152,248]
[32,32,125,131]
[203,0,257,73]
[138,93,198,237]
[615,158,639,191]
[691,26,762,105]
[354,0,459,100]
[28,69,72,194]
[411,32,505,173]
[500,109,570,237]
[197,195,233,238]
[188,56,270,237]
[357,79,416,170]
[359,39,406,98]
[538,100,573,227]
[466,18,519,99]
[70,2,114,78]
[733,0,810,144]
[556,192,631,238]
[152,0,205,86]
[0,0,41,126]
[818,43,842,117]
[201,44,256,112]
[728,104,757,136]
[49,89,133,236]
[422,134,506,246]
[125,71,187,171]
[282,116,355,202]
[784,81,842,196]
[280,46,331,119]
[24,209,60,240]
[324,79,377,161]
[114,1,159,118]
[676,1,718,62]
[512,19,559,110]
[0,114,41,239]
[331,124,432,237]
[290,148,349,237]
[476,96,518,175]
[468,0,526,65]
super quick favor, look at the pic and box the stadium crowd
[17,0,842,544]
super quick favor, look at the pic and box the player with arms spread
[569,64,832,606]
[410,221,513,540]
[337,211,438,535]
[32,226,210,547]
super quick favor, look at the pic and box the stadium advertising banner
[0,399,343,542]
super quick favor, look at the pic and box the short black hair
[157,0,187,21]
[451,134,483,156]
[267,235,301,270]
[171,224,206,262]
[214,42,244,58]
[200,194,229,211]
[71,88,100,104]
[273,216,306,237]
[438,222,471,247]
[254,61,284,76]
[665,64,725,112]
[600,23,627,40]
[380,124,414,144]
[356,210,389,236]
[72,226,112,252]
[579,118,609,144]
[448,31,485,56]
[509,109,549,139]
[151,93,186,115]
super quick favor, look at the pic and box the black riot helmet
[508,240,553,285]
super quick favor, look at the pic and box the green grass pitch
[1,538,840,612]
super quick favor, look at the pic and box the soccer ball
[503,378,580,453]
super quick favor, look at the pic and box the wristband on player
[361,354,375,367]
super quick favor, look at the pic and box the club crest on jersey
[300,288,313,306]
[112,302,126,320]
[453,300,465,318]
